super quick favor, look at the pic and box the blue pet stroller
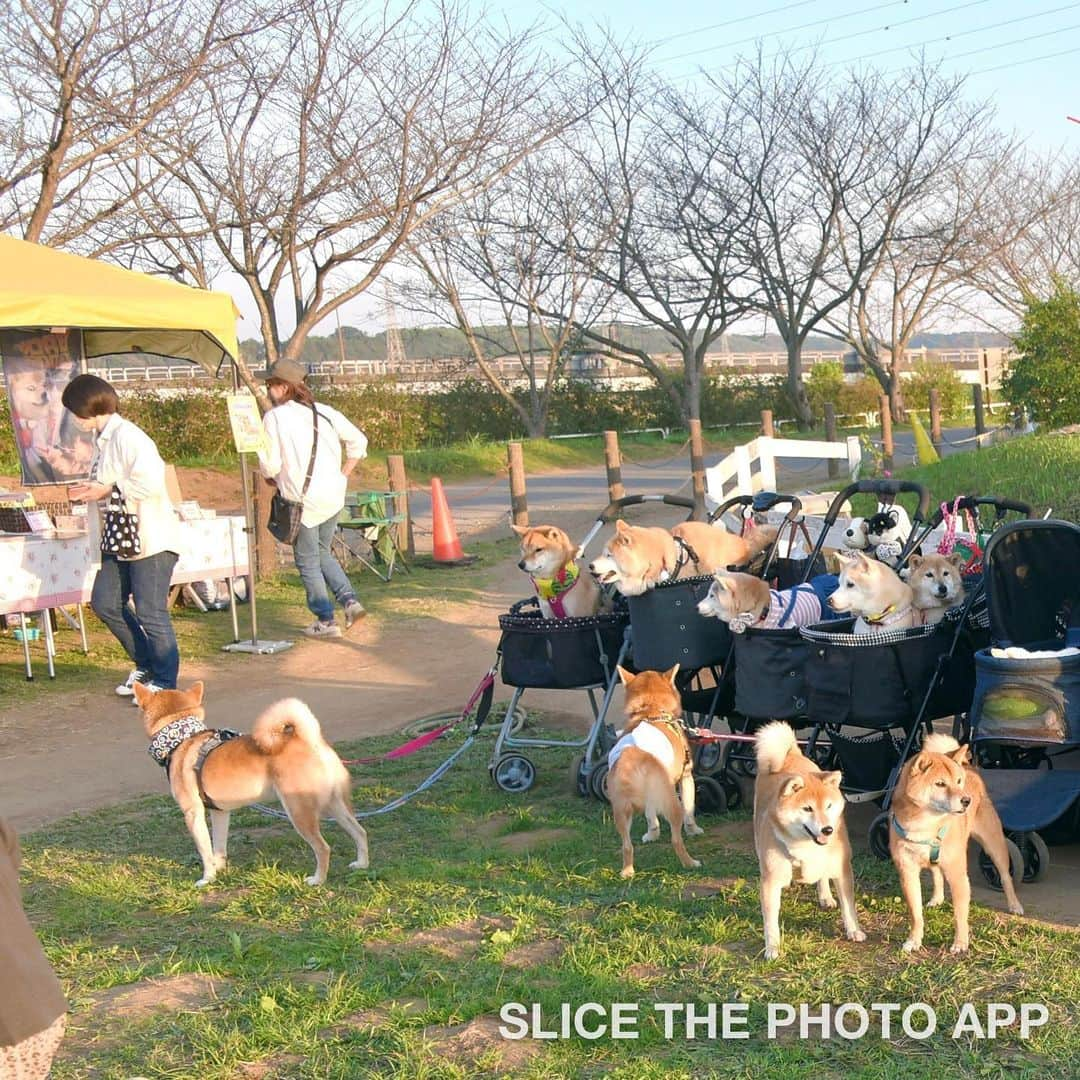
[966,518,1080,886]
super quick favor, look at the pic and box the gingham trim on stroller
[798,606,966,648]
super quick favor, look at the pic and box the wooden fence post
[972,384,986,448]
[689,419,706,519]
[386,454,415,558]
[879,395,894,473]
[824,401,839,479]
[507,441,528,527]
[603,430,624,502]
[760,409,774,437]
[929,389,944,456]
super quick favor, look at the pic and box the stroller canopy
[982,520,1080,646]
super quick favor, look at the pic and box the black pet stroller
[966,518,1080,887]
[609,491,807,814]
[794,489,1031,858]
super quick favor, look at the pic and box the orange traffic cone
[430,477,469,564]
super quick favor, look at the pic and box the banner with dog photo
[1,329,93,485]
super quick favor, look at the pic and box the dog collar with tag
[865,603,912,628]
[730,605,771,634]
[532,561,580,618]
[891,814,949,864]
[147,714,207,769]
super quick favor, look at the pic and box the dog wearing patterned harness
[134,681,369,887]
[513,523,601,618]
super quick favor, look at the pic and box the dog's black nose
[936,585,948,597]
[960,795,971,807]
[820,825,834,836]
[517,560,527,571]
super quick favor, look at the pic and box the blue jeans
[91,551,180,688]
[293,512,357,621]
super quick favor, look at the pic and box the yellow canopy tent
[0,234,239,369]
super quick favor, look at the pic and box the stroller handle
[710,491,804,524]
[826,480,931,524]
[599,493,696,522]
[928,495,1032,526]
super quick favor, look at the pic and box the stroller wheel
[695,741,723,776]
[589,762,610,803]
[492,754,536,794]
[722,776,743,811]
[978,837,1024,892]
[569,754,589,796]
[1009,831,1050,883]
[868,812,891,861]
[694,775,728,815]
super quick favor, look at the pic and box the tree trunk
[786,342,813,428]
[683,346,702,424]
[888,366,907,423]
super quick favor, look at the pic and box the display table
[0,516,249,679]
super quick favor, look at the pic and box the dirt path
[0,512,605,833]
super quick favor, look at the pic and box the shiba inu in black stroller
[967,517,1080,886]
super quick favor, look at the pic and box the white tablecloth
[0,517,250,617]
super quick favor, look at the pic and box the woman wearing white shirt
[64,374,182,695]
[257,359,368,638]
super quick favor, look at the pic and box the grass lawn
[24,720,1079,1079]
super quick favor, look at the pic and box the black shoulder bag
[267,403,319,545]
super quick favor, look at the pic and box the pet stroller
[612,491,805,813]
[796,490,1031,858]
[489,493,700,795]
[966,518,1080,886]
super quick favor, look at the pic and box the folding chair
[336,491,409,581]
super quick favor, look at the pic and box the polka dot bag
[101,484,142,558]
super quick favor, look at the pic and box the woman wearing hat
[257,359,369,637]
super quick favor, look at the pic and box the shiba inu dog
[697,571,840,633]
[134,682,369,887]
[889,734,1023,954]
[907,553,965,624]
[754,721,865,960]
[829,551,917,633]
[607,665,703,879]
[670,520,778,575]
[512,523,601,618]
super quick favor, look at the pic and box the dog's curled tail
[922,733,961,755]
[251,698,325,754]
[755,720,798,774]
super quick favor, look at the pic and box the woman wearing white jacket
[257,359,369,638]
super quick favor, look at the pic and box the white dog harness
[608,720,679,771]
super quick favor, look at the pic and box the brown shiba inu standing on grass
[134,682,369,887]
[606,665,703,879]
[889,734,1023,954]
[754,721,866,960]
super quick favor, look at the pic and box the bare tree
[528,35,759,424]
[401,160,609,437]
[131,0,570,395]
[822,109,1023,419]
[0,0,261,251]
[714,52,981,426]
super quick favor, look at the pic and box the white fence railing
[706,435,862,503]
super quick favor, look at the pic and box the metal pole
[233,362,259,645]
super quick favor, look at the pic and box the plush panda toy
[843,517,869,549]
[865,505,913,568]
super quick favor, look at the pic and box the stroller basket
[827,727,906,794]
[627,575,731,671]
[732,626,811,720]
[970,647,1080,745]
[799,611,979,729]
[499,599,628,690]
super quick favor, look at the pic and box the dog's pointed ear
[948,551,966,570]
[664,663,680,685]
[615,519,630,534]
[908,555,923,571]
[910,752,932,774]
[820,770,843,789]
[780,775,805,798]
[132,681,150,706]
[540,526,562,540]
[190,680,205,704]
[712,574,730,591]
[511,524,529,537]
[949,743,971,766]
[616,664,633,686]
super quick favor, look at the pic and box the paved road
[405,426,978,538]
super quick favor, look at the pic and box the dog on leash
[828,551,917,633]
[754,721,866,960]
[889,734,1023,954]
[907,553,965,625]
[606,665,703,879]
[697,571,840,633]
[134,682,369,887]
[512,523,601,618]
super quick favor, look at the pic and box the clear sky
[235,0,1080,342]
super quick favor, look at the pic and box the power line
[949,20,1080,61]
[970,41,1080,73]
[651,0,819,47]
[833,1,1080,66]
